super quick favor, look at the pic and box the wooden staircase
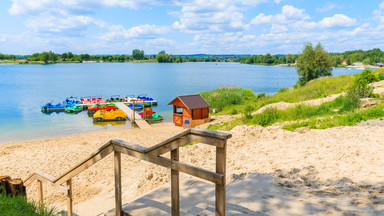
[24,128,231,216]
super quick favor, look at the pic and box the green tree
[67,52,74,60]
[0,53,4,59]
[132,49,144,60]
[346,57,351,65]
[176,55,183,63]
[40,52,49,63]
[296,42,332,85]
[350,55,355,63]
[156,53,167,63]
[362,58,372,66]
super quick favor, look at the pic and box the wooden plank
[215,142,227,216]
[190,128,232,140]
[187,134,225,148]
[114,151,122,216]
[115,102,151,129]
[135,119,151,129]
[114,145,223,183]
[32,170,67,193]
[147,138,191,156]
[171,148,180,216]
[171,160,223,184]
[115,102,141,120]
[146,130,191,153]
[67,179,73,216]
[111,140,147,153]
[37,180,43,205]
[24,174,37,186]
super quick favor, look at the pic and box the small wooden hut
[168,95,210,128]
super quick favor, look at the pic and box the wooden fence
[24,128,232,216]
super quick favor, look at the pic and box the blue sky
[0,0,383,55]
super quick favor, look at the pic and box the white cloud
[318,14,356,28]
[172,0,250,33]
[316,3,340,13]
[236,0,268,6]
[373,1,384,23]
[100,24,170,40]
[0,35,6,42]
[251,5,310,25]
[271,24,288,33]
[9,0,101,16]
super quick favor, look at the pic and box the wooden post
[37,179,43,205]
[67,179,73,216]
[114,151,122,216]
[171,148,180,216]
[132,100,135,121]
[215,141,227,216]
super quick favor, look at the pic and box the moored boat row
[40,95,162,125]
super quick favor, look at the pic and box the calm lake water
[0,62,363,144]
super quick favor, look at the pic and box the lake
[0,62,363,144]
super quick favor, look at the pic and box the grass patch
[250,95,359,127]
[0,191,57,216]
[283,103,384,131]
[199,86,256,112]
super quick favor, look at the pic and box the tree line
[0,49,240,64]
[1,47,384,66]
[238,48,384,66]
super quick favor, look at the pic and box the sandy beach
[2,120,384,215]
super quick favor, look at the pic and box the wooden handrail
[24,128,231,216]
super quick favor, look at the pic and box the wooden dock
[115,102,151,129]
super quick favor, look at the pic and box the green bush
[230,108,238,115]
[200,87,255,112]
[377,70,384,80]
[252,108,280,126]
[277,87,289,93]
[347,69,375,101]
[356,68,378,84]
[257,93,266,99]
[0,191,56,216]
[243,105,254,119]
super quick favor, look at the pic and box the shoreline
[2,60,381,69]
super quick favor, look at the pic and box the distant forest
[238,48,384,66]
[0,48,383,66]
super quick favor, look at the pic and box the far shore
[1,59,383,69]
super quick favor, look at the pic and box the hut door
[174,114,183,126]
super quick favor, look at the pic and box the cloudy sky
[1,0,383,55]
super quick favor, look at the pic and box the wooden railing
[24,128,232,216]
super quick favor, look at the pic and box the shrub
[230,108,238,115]
[257,93,266,99]
[355,68,378,84]
[277,87,289,93]
[0,191,56,216]
[252,108,280,126]
[347,69,375,101]
[243,105,254,119]
[200,87,255,112]
[377,70,384,81]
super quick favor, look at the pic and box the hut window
[175,106,183,114]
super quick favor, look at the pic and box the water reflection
[92,120,127,128]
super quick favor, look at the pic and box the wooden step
[104,179,215,216]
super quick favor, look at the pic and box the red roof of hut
[168,95,210,109]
